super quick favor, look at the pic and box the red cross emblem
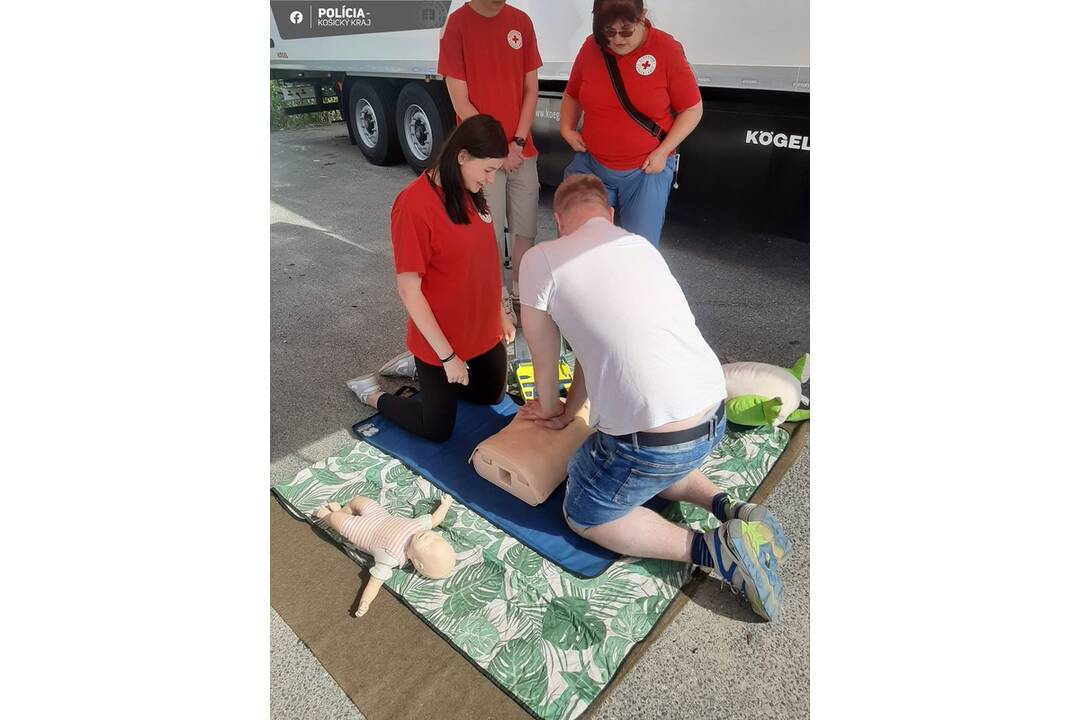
[507,30,523,49]
[636,54,657,76]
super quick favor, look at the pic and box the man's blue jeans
[563,412,727,530]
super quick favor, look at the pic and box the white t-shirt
[518,217,726,435]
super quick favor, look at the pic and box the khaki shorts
[485,155,539,244]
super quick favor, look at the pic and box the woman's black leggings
[375,342,507,442]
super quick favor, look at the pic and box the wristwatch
[512,136,526,148]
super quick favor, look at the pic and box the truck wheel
[396,82,454,173]
[348,79,401,165]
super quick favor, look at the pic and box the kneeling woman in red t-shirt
[353,115,515,441]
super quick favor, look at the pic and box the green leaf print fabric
[272,424,788,720]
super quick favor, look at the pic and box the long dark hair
[428,114,508,225]
[592,0,646,46]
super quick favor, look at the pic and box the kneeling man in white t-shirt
[517,174,792,621]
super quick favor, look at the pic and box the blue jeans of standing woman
[563,151,676,247]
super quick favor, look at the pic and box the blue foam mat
[351,394,665,578]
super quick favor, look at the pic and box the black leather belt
[607,405,725,448]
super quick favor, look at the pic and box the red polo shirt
[438,3,543,157]
[390,174,503,365]
[565,22,701,170]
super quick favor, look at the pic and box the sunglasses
[602,24,638,39]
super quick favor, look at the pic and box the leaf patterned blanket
[352,394,634,578]
[272,424,788,720]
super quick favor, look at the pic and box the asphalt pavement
[270,123,810,720]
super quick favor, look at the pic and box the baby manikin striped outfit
[338,503,433,580]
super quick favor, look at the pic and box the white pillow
[722,359,806,426]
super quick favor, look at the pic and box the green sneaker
[714,494,793,567]
[702,519,784,621]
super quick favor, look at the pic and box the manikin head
[553,173,615,237]
[404,529,456,578]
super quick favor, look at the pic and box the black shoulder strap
[601,51,667,143]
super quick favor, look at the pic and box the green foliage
[586,578,641,615]
[442,560,505,619]
[270,79,342,131]
[399,571,441,609]
[487,639,548,708]
[595,635,633,682]
[541,597,606,651]
[383,483,419,517]
[445,526,491,553]
[456,613,501,658]
[308,467,347,486]
[339,479,381,502]
[328,454,366,474]
[504,591,547,639]
[612,595,668,642]
[559,668,601,705]
[504,543,542,577]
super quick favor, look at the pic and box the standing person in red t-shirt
[438,0,542,306]
[560,0,704,247]
[349,115,517,442]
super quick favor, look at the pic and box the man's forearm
[514,72,539,140]
[521,305,563,416]
[532,341,561,416]
[445,77,479,119]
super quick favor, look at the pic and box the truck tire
[396,81,455,173]
[348,79,401,165]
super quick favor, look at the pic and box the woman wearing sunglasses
[559,0,703,247]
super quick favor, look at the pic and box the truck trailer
[270,0,809,241]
